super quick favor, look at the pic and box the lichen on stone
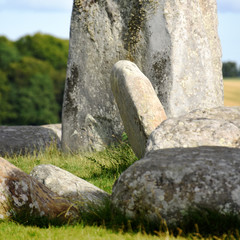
[73,0,100,41]
[74,0,98,11]
[123,0,159,61]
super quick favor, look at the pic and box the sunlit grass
[0,221,179,240]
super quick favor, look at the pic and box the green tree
[0,36,20,71]
[222,61,239,78]
[0,70,16,124]
[8,57,59,125]
[15,33,69,70]
[15,33,68,117]
[0,34,69,125]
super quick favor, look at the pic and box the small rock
[41,124,62,140]
[30,164,110,207]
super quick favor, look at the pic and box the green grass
[0,221,177,240]
[224,78,240,106]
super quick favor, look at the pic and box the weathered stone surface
[61,0,124,153]
[41,124,62,140]
[62,0,223,153]
[30,164,109,206]
[111,60,167,158]
[145,0,223,117]
[0,157,78,223]
[111,147,240,224]
[146,107,240,154]
[0,125,61,156]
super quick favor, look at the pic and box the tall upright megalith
[144,0,223,117]
[62,0,126,152]
[62,0,223,153]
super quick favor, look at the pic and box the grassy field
[224,78,240,106]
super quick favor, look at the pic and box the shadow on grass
[9,197,240,239]
[78,201,240,238]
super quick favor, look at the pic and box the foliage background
[0,33,68,125]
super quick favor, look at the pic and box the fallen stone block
[0,125,61,156]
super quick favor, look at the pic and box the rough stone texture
[111,147,240,224]
[146,0,223,117]
[41,124,62,140]
[0,157,78,223]
[30,164,109,206]
[146,107,240,154]
[62,0,125,153]
[0,125,61,156]
[62,0,223,153]
[111,60,167,158]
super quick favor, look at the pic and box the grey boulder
[0,125,61,156]
[111,146,240,224]
[146,107,240,154]
[30,164,109,207]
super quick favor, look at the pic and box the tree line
[0,33,239,126]
[0,33,69,125]
[222,61,240,78]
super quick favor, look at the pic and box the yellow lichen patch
[73,0,99,41]
[124,0,159,61]
[74,0,98,11]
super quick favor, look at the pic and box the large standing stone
[112,147,240,225]
[62,0,223,152]
[30,164,109,206]
[144,0,223,116]
[146,107,240,154]
[111,60,167,158]
[62,0,125,152]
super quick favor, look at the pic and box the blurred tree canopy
[0,33,68,125]
[0,36,20,71]
[222,61,240,78]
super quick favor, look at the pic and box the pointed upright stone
[62,0,223,153]
[111,60,167,158]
